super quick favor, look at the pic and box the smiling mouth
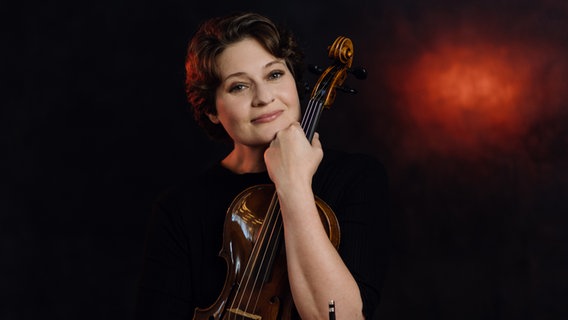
[251,110,283,124]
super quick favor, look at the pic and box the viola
[193,36,365,320]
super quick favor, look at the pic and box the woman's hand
[263,122,323,191]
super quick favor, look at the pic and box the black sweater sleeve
[135,189,194,320]
[313,150,390,319]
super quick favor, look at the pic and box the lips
[251,110,283,124]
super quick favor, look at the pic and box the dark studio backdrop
[3,0,568,319]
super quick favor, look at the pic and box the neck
[222,144,267,174]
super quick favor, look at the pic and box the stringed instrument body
[193,36,363,320]
[194,186,338,320]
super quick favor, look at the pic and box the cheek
[284,81,301,118]
[215,98,244,129]
[290,94,302,121]
[292,101,301,121]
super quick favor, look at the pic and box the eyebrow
[222,60,286,82]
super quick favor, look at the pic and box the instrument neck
[301,98,326,142]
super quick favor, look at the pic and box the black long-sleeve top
[135,149,389,319]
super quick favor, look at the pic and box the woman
[136,12,389,320]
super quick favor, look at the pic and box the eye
[229,83,248,93]
[268,70,285,80]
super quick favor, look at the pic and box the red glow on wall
[392,41,536,158]
[389,35,559,160]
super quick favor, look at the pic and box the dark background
[3,0,567,319]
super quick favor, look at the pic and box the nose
[252,83,275,107]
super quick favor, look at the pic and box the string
[227,193,281,319]
[302,66,339,141]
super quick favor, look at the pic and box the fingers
[312,132,322,149]
[285,121,304,136]
[273,121,303,141]
[273,122,323,152]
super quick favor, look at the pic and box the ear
[206,113,220,124]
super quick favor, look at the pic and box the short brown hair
[185,12,304,141]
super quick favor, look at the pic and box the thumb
[311,132,323,149]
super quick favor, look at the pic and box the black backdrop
[3,0,568,319]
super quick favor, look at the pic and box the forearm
[277,184,364,320]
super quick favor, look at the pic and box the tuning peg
[336,85,357,94]
[348,67,367,80]
[302,81,311,95]
[308,64,324,75]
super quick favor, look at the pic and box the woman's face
[209,37,301,148]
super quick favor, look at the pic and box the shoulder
[322,149,384,168]
[153,162,272,219]
[153,163,228,214]
[316,149,387,185]
[313,149,388,206]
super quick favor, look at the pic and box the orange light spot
[393,42,531,157]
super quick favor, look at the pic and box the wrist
[275,179,313,203]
